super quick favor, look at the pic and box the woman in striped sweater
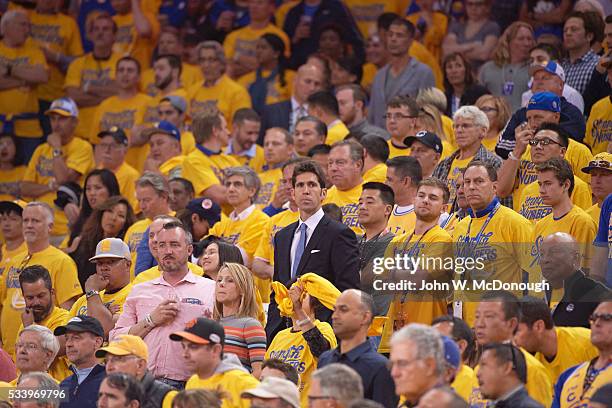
[213,262,267,377]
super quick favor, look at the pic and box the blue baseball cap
[529,60,565,82]
[146,120,181,141]
[441,335,461,369]
[527,92,560,113]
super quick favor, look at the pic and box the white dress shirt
[290,207,325,275]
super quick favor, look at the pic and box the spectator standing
[443,52,490,118]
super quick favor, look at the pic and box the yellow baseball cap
[582,152,612,174]
[95,334,148,361]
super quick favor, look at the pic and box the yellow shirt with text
[64,52,121,141]
[29,11,83,101]
[379,225,452,353]
[254,167,282,207]
[69,284,133,318]
[323,184,363,234]
[585,96,611,155]
[237,69,295,105]
[344,0,402,37]
[387,205,416,236]
[22,138,94,235]
[0,246,81,358]
[560,359,612,408]
[182,148,240,194]
[187,75,251,123]
[517,176,592,223]
[229,145,265,174]
[0,166,26,201]
[113,162,139,211]
[140,63,203,97]
[266,320,337,406]
[224,24,290,61]
[446,155,473,207]
[112,12,160,69]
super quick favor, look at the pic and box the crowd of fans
[0,0,611,407]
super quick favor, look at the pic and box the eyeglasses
[589,313,612,324]
[105,355,140,364]
[480,107,499,113]
[587,160,610,169]
[383,113,417,120]
[528,138,562,147]
[452,123,476,131]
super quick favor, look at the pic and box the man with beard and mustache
[17,265,71,381]
[111,222,215,389]
[151,54,185,102]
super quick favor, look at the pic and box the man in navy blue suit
[266,160,360,339]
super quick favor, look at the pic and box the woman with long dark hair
[68,196,136,289]
[238,33,294,113]
[65,169,121,249]
[443,52,489,117]
[196,236,244,281]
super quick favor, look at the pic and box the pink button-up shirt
[111,271,215,381]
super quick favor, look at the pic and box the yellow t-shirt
[69,284,133,317]
[452,203,535,326]
[254,209,300,265]
[0,246,81,358]
[532,205,597,275]
[208,207,270,301]
[406,12,448,62]
[266,320,337,406]
[0,166,26,201]
[0,242,27,278]
[470,348,552,408]
[387,205,416,236]
[363,163,387,183]
[325,121,350,145]
[254,167,282,207]
[482,136,498,153]
[387,140,411,159]
[16,306,71,381]
[112,162,139,211]
[224,24,290,61]
[133,262,204,285]
[323,184,363,234]
[586,204,600,228]
[452,364,478,402]
[379,225,452,353]
[441,115,457,150]
[112,11,160,69]
[91,92,156,173]
[184,369,260,408]
[159,155,186,179]
[344,0,402,38]
[29,11,83,101]
[560,359,612,408]
[22,138,94,235]
[64,52,122,141]
[446,155,473,207]
[140,63,203,97]
[187,75,251,123]
[517,176,592,223]
[585,96,611,155]
[182,148,239,195]
[0,40,47,138]
[229,145,265,174]
[237,69,295,105]
[535,327,598,383]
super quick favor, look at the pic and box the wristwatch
[86,290,100,299]
[52,148,62,158]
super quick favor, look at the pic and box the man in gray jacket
[368,18,435,129]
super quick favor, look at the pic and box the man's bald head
[294,64,325,104]
[332,289,374,340]
[540,232,580,287]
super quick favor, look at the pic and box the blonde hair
[417,104,446,140]
[213,263,259,320]
[493,22,534,66]
[475,95,511,132]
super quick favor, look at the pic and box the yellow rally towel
[271,273,341,317]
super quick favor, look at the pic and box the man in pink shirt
[110,221,215,389]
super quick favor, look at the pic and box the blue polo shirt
[318,339,398,408]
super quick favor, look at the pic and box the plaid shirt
[432,144,513,209]
[561,50,600,94]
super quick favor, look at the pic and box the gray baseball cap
[241,377,300,408]
[89,238,131,262]
[160,95,187,114]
